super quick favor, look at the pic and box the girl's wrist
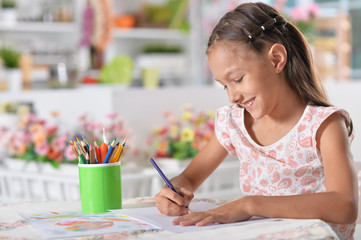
[238,195,256,216]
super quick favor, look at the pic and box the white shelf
[113,28,189,40]
[0,22,77,33]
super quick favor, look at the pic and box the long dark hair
[207,2,353,135]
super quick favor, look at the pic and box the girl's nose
[227,88,242,104]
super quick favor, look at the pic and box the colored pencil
[94,138,100,164]
[70,141,81,163]
[109,143,119,163]
[77,146,86,164]
[112,136,127,162]
[103,138,116,163]
[89,144,95,164]
[100,142,108,163]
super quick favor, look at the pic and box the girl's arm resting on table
[173,112,358,226]
[155,132,228,216]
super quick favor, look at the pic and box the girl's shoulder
[307,105,351,124]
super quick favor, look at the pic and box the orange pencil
[100,142,108,163]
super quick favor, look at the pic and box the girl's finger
[195,215,217,227]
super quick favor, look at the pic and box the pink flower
[274,0,287,11]
[308,3,320,17]
[290,6,310,22]
[86,122,95,131]
[35,140,49,156]
[106,113,118,119]
[47,126,58,137]
[64,145,76,160]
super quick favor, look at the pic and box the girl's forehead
[208,41,264,61]
[208,42,266,66]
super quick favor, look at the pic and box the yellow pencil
[113,137,127,162]
[109,143,119,163]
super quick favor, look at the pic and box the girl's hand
[155,186,194,216]
[172,200,251,226]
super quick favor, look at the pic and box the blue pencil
[102,138,116,163]
[150,157,191,213]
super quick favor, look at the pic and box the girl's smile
[241,97,256,111]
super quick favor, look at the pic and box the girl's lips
[242,98,255,109]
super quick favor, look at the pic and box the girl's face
[208,43,284,120]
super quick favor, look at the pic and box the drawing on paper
[20,211,161,239]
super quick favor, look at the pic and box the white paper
[112,201,276,233]
[19,211,161,239]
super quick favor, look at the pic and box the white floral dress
[215,104,355,240]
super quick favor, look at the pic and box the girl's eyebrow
[215,67,244,83]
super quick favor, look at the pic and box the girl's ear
[268,43,287,73]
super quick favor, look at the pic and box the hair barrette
[248,35,252,39]
[273,18,277,23]
[261,25,265,31]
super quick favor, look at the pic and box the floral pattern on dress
[215,104,355,240]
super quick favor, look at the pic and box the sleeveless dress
[215,104,355,240]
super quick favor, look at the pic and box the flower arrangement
[7,113,76,168]
[274,0,320,41]
[149,104,215,160]
[5,112,136,169]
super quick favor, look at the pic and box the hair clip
[261,25,265,31]
[273,18,277,23]
[248,35,252,39]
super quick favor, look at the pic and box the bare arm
[173,113,358,226]
[155,132,228,215]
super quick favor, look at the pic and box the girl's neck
[244,90,307,147]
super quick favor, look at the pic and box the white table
[0,198,339,240]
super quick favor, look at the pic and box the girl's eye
[236,75,245,83]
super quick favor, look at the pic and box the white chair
[121,171,159,198]
[194,159,241,200]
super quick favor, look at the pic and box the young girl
[154,2,358,239]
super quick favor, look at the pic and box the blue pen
[150,158,191,213]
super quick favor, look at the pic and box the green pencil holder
[78,162,122,213]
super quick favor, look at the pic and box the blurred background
[0,0,360,203]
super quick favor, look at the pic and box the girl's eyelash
[236,75,245,83]
[221,75,244,90]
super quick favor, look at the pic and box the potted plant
[0,46,22,92]
[1,0,18,24]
